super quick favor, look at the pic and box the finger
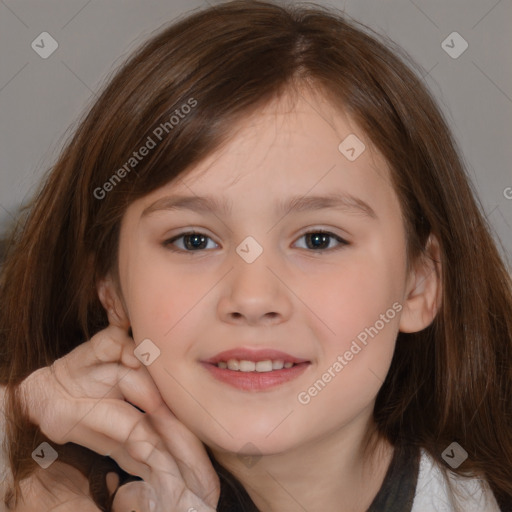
[71,326,139,369]
[72,363,164,413]
[92,325,140,367]
[66,424,153,483]
[46,357,162,415]
[112,480,216,512]
[63,400,180,481]
[105,310,142,369]
[115,364,165,414]
[38,364,163,446]
[84,362,164,414]
[111,481,157,512]
[148,404,220,508]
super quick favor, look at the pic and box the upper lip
[203,348,310,365]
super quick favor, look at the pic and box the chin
[196,419,304,457]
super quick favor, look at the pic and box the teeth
[255,360,273,372]
[217,359,297,371]
[239,360,256,372]
[227,359,240,371]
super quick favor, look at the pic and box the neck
[211,407,394,512]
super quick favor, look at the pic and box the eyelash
[163,229,349,253]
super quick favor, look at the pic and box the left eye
[164,230,348,252]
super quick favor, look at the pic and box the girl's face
[113,90,419,456]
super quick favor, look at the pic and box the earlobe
[97,275,131,330]
[399,234,442,333]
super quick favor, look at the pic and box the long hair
[1,1,511,510]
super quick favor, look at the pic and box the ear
[97,275,131,330]
[399,234,442,333]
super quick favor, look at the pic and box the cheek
[297,249,405,349]
[124,255,216,398]
[291,243,405,410]
[123,247,203,341]
[294,334,395,444]
[293,277,402,436]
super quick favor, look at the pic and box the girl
[1,1,511,511]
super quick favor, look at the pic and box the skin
[100,87,441,512]
[14,321,219,511]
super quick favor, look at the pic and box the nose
[217,246,293,326]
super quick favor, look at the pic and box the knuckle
[123,420,160,463]
[125,438,157,463]
[90,333,122,363]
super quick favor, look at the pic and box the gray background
[1,0,511,267]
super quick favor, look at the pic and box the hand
[11,461,212,512]
[12,461,102,512]
[18,317,220,511]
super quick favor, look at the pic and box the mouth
[214,359,299,371]
[201,348,311,391]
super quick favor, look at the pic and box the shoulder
[411,448,502,512]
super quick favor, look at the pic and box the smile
[201,347,311,391]
[216,359,296,372]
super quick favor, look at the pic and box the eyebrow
[141,192,377,219]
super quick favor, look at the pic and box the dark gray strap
[366,442,420,512]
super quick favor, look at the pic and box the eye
[163,229,349,253]
[164,231,218,252]
[294,230,349,251]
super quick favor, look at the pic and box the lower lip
[201,362,310,391]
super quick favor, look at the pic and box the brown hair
[1,1,511,510]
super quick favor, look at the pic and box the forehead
[169,90,394,207]
[127,88,400,226]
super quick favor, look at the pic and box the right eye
[163,231,219,252]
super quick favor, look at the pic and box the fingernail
[148,499,156,512]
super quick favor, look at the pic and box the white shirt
[411,448,501,511]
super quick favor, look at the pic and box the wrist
[18,370,42,425]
